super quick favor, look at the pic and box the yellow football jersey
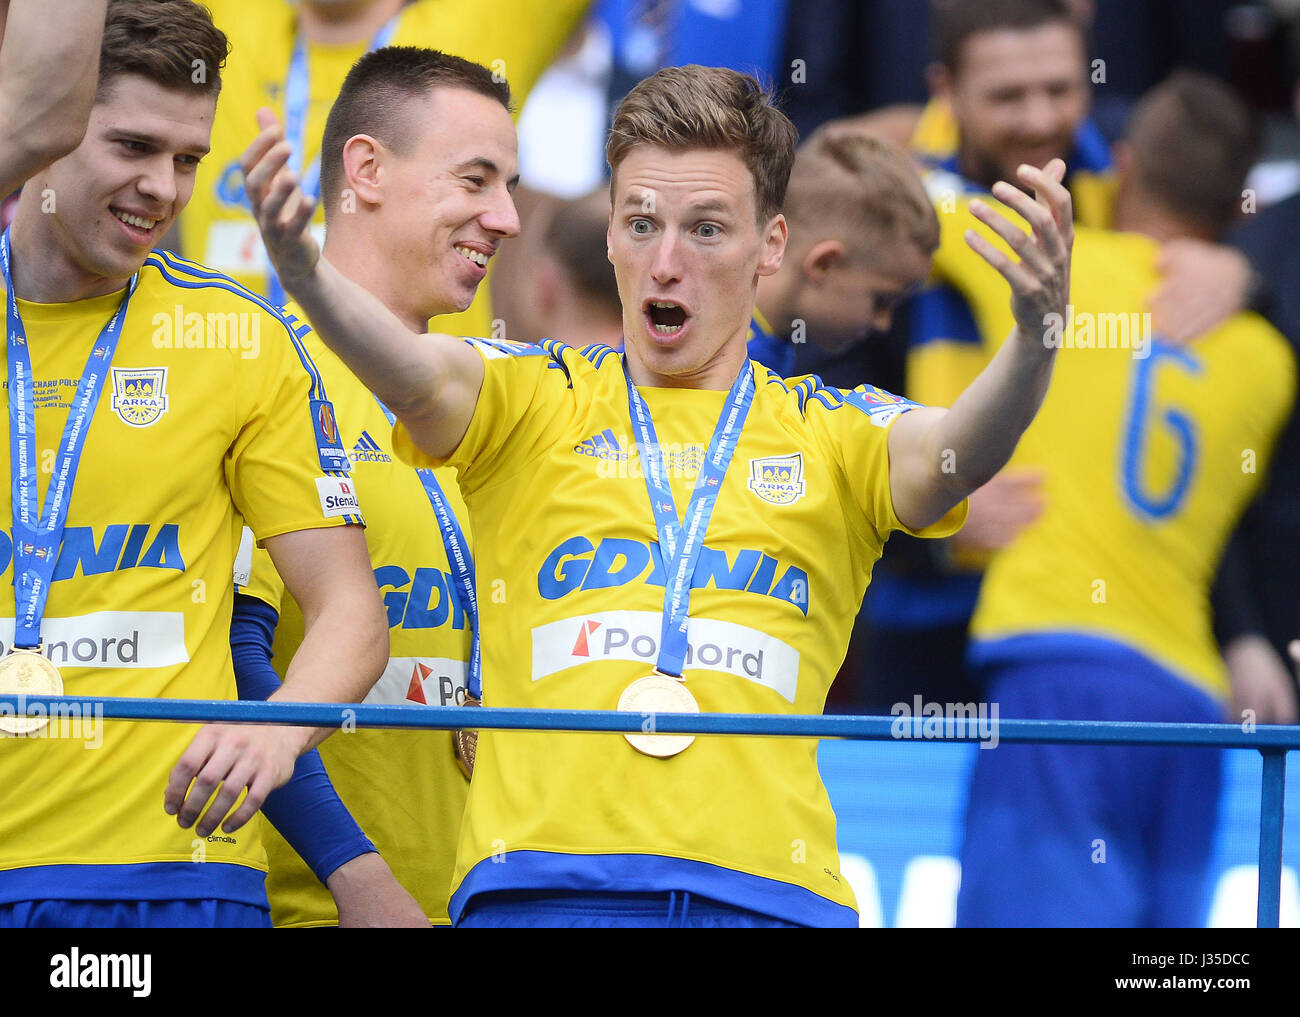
[239,305,472,927]
[955,228,1295,695]
[392,340,967,926]
[186,0,589,337]
[0,251,358,906]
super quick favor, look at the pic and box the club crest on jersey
[748,453,806,506]
[110,367,169,428]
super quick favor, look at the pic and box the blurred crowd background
[502,0,1300,713]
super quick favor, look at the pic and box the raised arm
[888,160,1073,530]
[241,109,484,460]
[0,0,108,196]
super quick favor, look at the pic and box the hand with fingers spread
[164,723,306,839]
[964,159,1074,351]
[885,160,1075,531]
[240,108,321,289]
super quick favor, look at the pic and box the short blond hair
[785,126,939,258]
[606,65,797,224]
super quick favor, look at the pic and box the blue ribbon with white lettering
[2,229,137,648]
[374,399,480,700]
[623,360,755,677]
[270,14,400,307]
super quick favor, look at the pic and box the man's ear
[339,133,384,210]
[757,213,788,277]
[803,238,847,284]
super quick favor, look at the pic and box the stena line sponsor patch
[316,476,362,520]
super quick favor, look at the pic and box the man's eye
[631,219,653,235]
[697,223,720,238]
[465,176,485,188]
[120,140,149,153]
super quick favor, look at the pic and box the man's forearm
[936,328,1056,497]
[287,256,439,420]
[0,0,107,192]
[273,592,388,755]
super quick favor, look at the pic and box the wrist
[324,850,386,892]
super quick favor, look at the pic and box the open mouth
[111,207,161,242]
[646,300,688,338]
[454,244,490,268]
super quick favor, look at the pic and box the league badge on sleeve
[842,384,918,428]
[110,367,169,428]
[748,453,806,506]
[310,398,351,473]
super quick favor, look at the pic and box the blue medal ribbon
[3,229,137,648]
[374,399,480,701]
[269,13,400,306]
[623,359,756,677]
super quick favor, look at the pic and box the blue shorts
[0,899,272,929]
[457,890,803,928]
[956,636,1225,928]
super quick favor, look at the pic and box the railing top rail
[2,695,1296,750]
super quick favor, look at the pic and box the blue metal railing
[1,694,1291,927]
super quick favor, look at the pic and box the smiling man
[243,63,1073,928]
[234,46,521,928]
[0,0,387,929]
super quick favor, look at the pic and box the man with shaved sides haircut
[242,64,1073,928]
[233,46,520,927]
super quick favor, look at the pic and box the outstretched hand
[964,159,1074,347]
[240,108,321,289]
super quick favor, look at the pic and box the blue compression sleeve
[231,593,376,885]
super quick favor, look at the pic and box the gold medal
[618,672,699,758]
[0,647,62,735]
[453,689,481,780]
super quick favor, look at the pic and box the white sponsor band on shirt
[0,612,188,668]
[530,610,800,703]
[369,655,469,708]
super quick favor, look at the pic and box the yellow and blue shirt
[0,252,356,906]
[238,303,472,927]
[394,338,967,926]
[955,227,1295,696]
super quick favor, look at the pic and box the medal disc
[453,691,481,779]
[618,674,699,758]
[0,648,63,735]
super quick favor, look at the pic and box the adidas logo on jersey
[350,430,392,463]
[574,430,707,477]
[573,429,624,460]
